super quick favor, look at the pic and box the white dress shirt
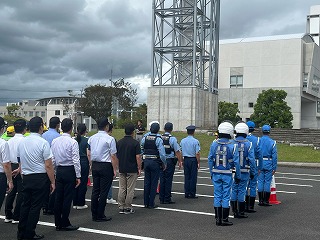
[7,133,25,164]
[88,131,117,163]
[51,133,81,178]
[0,138,10,173]
[18,133,53,175]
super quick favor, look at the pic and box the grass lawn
[89,129,320,163]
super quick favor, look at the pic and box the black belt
[184,156,196,159]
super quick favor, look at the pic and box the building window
[55,110,61,115]
[312,75,320,93]
[24,111,28,117]
[29,111,34,117]
[230,67,243,88]
[63,110,67,115]
[41,111,45,117]
[303,73,308,88]
[317,101,320,113]
[248,102,254,108]
[35,111,39,117]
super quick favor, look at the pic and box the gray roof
[220,33,315,44]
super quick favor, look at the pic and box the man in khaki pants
[117,123,142,214]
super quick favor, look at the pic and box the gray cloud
[0,0,318,105]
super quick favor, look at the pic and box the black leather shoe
[56,225,79,231]
[148,205,159,209]
[94,217,112,222]
[19,234,45,240]
[163,200,175,204]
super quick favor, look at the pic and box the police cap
[164,122,173,131]
[186,125,196,130]
[262,124,271,133]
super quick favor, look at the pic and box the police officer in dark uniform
[180,125,200,199]
[140,122,166,208]
[159,122,182,204]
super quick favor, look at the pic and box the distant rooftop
[220,33,314,45]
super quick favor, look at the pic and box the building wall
[218,35,320,129]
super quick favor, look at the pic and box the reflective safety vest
[236,139,252,173]
[213,141,236,174]
[161,133,173,155]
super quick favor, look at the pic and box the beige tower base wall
[147,87,218,131]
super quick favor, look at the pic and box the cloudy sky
[0,0,319,105]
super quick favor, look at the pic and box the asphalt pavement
[1,163,320,240]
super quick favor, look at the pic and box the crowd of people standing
[0,115,278,239]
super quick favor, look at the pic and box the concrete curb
[199,158,320,168]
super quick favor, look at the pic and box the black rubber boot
[245,195,250,212]
[248,196,257,213]
[258,192,264,206]
[238,202,248,218]
[221,207,233,226]
[264,192,272,206]
[214,207,222,226]
[230,201,239,218]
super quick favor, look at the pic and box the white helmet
[235,122,249,135]
[218,121,234,138]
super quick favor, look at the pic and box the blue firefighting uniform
[208,138,240,208]
[231,137,256,202]
[257,135,277,193]
[141,133,166,208]
[246,133,262,197]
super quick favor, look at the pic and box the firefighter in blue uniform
[245,121,262,212]
[159,122,182,204]
[140,122,166,208]
[208,121,240,226]
[230,122,256,218]
[180,125,200,199]
[258,124,277,206]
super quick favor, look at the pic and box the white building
[218,33,320,129]
[0,97,96,131]
[307,5,320,46]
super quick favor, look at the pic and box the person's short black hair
[29,116,43,133]
[97,117,109,130]
[125,123,135,135]
[14,119,27,133]
[218,133,231,139]
[187,129,195,135]
[49,116,60,129]
[0,117,5,129]
[150,122,160,133]
[236,133,247,138]
[61,118,73,133]
[164,122,173,131]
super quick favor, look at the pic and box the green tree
[250,89,293,128]
[6,105,20,116]
[218,101,241,125]
[80,79,138,123]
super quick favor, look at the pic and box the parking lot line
[276,172,320,177]
[276,176,320,182]
[0,215,164,240]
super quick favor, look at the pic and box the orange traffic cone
[269,175,281,204]
[87,177,93,187]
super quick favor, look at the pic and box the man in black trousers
[88,117,118,222]
[51,118,80,231]
[17,117,55,240]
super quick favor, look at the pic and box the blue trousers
[247,173,258,197]
[212,173,233,208]
[183,157,198,197]
[258,169,272,192]
[73,158,89,206]
[144,159,160,207]
[159,158,176,202]
[231,172,249,202]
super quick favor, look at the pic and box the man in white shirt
[88,117,118,222]
[51,118,80,231]
[5,119,27,224]
[0,117,13,211]
[17,117,55,240]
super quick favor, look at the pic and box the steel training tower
[148,0,220,130]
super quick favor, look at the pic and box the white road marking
[0,215,163,240]
[276,183,313,187]
[276,176,320,182]
[277,172,320,177]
